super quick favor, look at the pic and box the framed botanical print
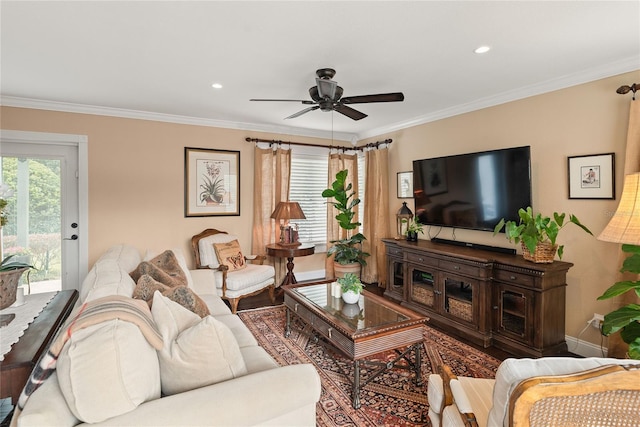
[185,147,240,216]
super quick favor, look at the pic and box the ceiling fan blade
[341,92,405,104]
[285,106,320,119]
[250,99,316,105]
[334,104,367,121]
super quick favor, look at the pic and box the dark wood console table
[382,239,573,357]
[1,290,78,403]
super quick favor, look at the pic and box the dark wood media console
[382,239,573,357]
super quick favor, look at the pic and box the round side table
[266,243,315,287]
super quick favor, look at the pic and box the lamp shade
[597,172,640,245]
[271,202,306,221]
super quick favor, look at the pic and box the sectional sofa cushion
[151,292,248,395]
[56,319,161,423]
[81,259,137,303]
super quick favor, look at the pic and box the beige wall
[2,69,639,351]
[366,69,640,350]
[0,108,331,270]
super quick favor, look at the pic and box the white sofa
[16,245,321,426]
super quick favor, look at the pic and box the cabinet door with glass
[385,255,405,301]
[407,264,437,310]
[441,273,479,326]
[384,245,405,301]
[492,283,535,346]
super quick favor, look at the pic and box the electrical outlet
[591,313,604,330]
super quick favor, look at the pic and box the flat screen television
[412,146,532,232]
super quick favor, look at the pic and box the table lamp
[271,201,306,246]
[596,172,640,359]
[598,172,640,245]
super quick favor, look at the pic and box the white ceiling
[1,1,639,142]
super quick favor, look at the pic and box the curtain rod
[245,137,392,151]
[617,83,638,100]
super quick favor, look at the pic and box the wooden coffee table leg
[352,360,361,409]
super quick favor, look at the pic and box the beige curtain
[608,99,640,358]
[362,147,389,286]
[252,146,291,258]
[326,152,358,278]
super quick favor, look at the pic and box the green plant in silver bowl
[337,273,364,294]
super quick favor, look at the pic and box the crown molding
[0,96,358,143]
[3,57,638,144]
[358,57,640,140]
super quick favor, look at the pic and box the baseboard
[565,335,608,358]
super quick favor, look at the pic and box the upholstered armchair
[191,228,275,313]
[427,357,640,427]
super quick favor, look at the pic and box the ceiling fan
[250,68,404,121]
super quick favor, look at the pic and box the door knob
[64,234,78,241]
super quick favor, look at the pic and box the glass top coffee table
[283,281,428,409]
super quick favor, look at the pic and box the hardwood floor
[235,282,533,361]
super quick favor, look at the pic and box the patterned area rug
[238,305,501,427]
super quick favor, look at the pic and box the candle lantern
[396,202,414,239]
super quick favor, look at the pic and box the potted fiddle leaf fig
[493,206,593,263]
[597,244,640,360]
[322,170,370,277]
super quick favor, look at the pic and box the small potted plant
[404,217,424,242]
[493,206,593,263]
[0,255,35,309]
[338,272,364,304]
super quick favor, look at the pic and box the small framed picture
[397,171,413,198]
[567,153,615,199]
[185,147,240,216]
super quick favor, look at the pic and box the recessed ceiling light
[211,83,223,89]
[474,46,491,54]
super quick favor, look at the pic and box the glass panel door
[1,137,81,294]
[1,155,63,293]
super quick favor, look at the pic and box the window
[289,147,328,249]
[289,147,366,250]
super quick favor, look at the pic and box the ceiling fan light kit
[251,68,404,121]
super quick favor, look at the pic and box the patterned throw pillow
[213,240,246,271]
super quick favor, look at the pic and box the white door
[0,131,88,292]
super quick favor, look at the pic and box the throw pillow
[56,319,161,423]
[143,248,195,290]
[133,274,210,317]
[213,240,246,271]
[130,250,187,288]
[132,274,170,304]
[151,292,247,395]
